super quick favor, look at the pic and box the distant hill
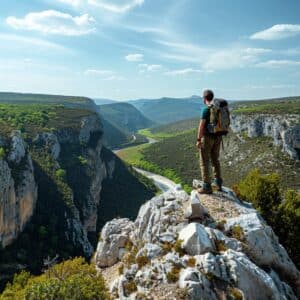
[99,102,155,148]
[93,98,116,105]
[0,92,98,111]
[128,95,203,124]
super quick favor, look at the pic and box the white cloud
[125,53,144,62]
[0,33,68,52]
[256,60,300,68]
[165,68,203,76]
[56,0,81,6]
[85,69,114,76]
[158,38,275,71]
[138,64,162,72]
[243,48,272,55]
[6,10,96,36]
[250,24,300,40]
[85,69,124,80]
[88,0,144,13]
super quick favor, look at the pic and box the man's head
[203,89,214,104]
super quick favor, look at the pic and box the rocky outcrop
[0,131,37,247]
[231,114,300,160]
[0,113,114,256]
[38,113,112,256]
[95,182,299,299]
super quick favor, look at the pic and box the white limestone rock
[136,243,162,260]
[8,131,26,164]
[95,218,134,267]
[179,223,214,255]
[34,132,60,159]
[179,268,218,300]
[225,212,300,283]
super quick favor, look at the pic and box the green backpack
[207,99,230,136]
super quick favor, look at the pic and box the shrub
[174,239,185,257]
[215,240,228,252]
[166,266,181,283]
[136,255,150,269]
[55,169,66,179]
[229,225,245,242]
[0,257,110,300]
[228,287,243,300]
[78,155,88,166]
[186,257,196,267]
[123,280,137,296]
[275,190,300,266]
[237,169,281,219]
[0,147,5,159]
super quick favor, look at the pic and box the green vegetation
[99,102,153,149]
[138,128,175,140]
[99,102,154,132]
[232,97,300,115]
[0,147,5,159]
[237,169,281,216]
[55,168,67,179]
[236,169,300,267]
[0,92,94,107]
[0,104,94,137]
[129,128,300,192]
[0,258,110,300]
[148,118,198,135]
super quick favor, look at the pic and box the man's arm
[197,119,206,140]
[196,119,206,149]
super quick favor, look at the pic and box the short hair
[203,89,214,102]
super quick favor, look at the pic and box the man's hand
[196,140,202,149]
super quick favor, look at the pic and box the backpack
[206,99,230,136]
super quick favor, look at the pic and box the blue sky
[0,0,300,101]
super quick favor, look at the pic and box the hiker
[196,89,230,194]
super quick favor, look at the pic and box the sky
[0,0,300,101]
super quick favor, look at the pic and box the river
[114,135,177,192]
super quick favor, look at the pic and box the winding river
[114,135,177,192]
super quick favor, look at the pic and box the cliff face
[0,113,110,255]
[0,109,154,287]
[95,182,299,299]
[33,114,110,256]
[0,131,37,248]
[231,114,300,160]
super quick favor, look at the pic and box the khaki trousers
[199,135,222,184]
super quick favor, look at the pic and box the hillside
[0,92,98,111]
[99,102,154,149]
[0,102,156,290]
[99,102,154,133]
[128,96,204,124]
[231,96,300,114]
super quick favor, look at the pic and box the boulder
[225,213,300,283]
[179,223,214,255]
[95,218,134,267]
[8,131,25,164]
[179,268,217,300]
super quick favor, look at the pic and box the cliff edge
[95,181,299,299]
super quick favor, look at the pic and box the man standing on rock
[196,89,224,194]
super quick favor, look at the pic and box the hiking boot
[197,183,213,194]
[212,178,223,191]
